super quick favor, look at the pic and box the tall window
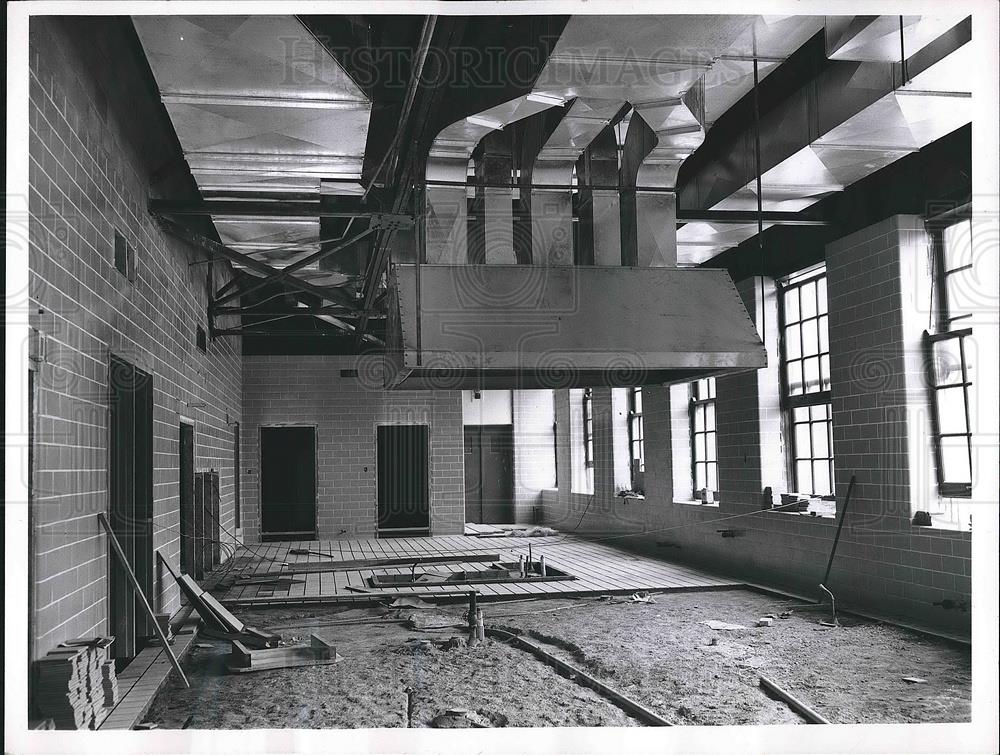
[690,378,717,498]
[627,388,645,490]
[925,215,974,502]
[779,265,834,496]
[552,415,559,488]
[582,388,594,469]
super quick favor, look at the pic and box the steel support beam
[148,198,413,225]
[212,225,378,307]
[677,210,827,226]
[211,306,385,317]
[153,214,359,311]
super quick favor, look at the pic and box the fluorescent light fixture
[527,92,567,107]
[466,114,505,130]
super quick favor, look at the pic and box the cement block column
[826,216,913,528]
[512,390,557,523]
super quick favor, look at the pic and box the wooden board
[284,553,502,574]
[226,634,338,674]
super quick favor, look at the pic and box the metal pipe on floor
[486,627,672,726]
[758,674,830,724]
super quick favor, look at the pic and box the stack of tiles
[34,638,117,729]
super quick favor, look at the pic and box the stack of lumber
[34,637,117,729]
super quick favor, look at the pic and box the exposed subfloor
[144,587,971,729]
[205,531,741,605]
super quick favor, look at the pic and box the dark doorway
[178,422,195,575]
[376,425,430,536]
[464,425,515,524]
[259,426,316,541]
[108,356,154,662]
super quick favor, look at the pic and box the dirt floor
[144,588,971,728]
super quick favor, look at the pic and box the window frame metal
[777,265,835,496]
[582,387,594,470]
[924,206,975,499]
[627,387,645,481]
[689,378,718,499]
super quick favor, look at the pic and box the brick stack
[34,638,117,729]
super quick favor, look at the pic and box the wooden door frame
[258,423,318,539]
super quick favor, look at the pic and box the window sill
[912,516,971,534]
[768,508,836,521]
[674,499,719,508]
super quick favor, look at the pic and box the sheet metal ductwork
[133,15,372,287]
[677,14,971,262]
[384,264,767,390]
[398,15,784,389]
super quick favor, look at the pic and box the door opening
[377,425,430,537]
[178,422,195,574]
[464,424,515,524]
[259,426,317,541]
[108,356,154,663]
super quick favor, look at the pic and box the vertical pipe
[753,38,766,344]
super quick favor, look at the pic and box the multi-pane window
[690,378,717,498]
[627,387,644,481]
[582,388,594,469]
[779,265,834,496]
[925,215,975,500]
[790,404,835,498]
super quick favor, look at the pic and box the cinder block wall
[241,356,465,540]
[541,216,972,633]
[26,19,243,659]
[512,390,557,524]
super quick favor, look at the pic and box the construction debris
[403,612,464,631]
[34,637,117,730]
[430,708,490,728]
[627,592,656,604]
[200,625,282,649]
[702,620,746,631]
[226,634,341,674]
[474,526,559,538]
[902,677,928,684]
[388,597,436,609]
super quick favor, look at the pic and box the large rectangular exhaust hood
[385,264,766,390]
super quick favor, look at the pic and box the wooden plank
[199,591,246,633]
[97,513,188,688]
[284,552,502,574]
